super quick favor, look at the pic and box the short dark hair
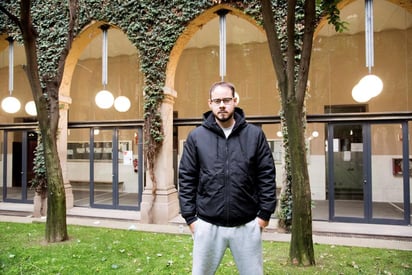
[209,81,236,98]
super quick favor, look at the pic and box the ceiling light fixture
[114,95,131,112]
[25,100,37,116]
[217,9,229,82]
[1,37,21,114]
[352,0,383,103]
[95,25,114,109]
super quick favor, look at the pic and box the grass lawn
[0,222,411,274]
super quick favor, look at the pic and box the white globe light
[114,96,131,112]
[352,83,372,103]
[25,100,37,116]
[359,74,383,98]
[276,131,283,137]
[1,96,21,113]
[311,131,319,138]
[95,90,114,109]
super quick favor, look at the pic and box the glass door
[90,128,114,208]
[327,122,411,224]
[68,126,142,210]
[2,130,36,203]
[370,122,410,224]
[90,127,141,210]
[327,123,366,222]
[118,128,142,209]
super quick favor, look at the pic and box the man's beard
[215,112,233,123]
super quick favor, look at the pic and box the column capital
[162,86,177,104]
[59,95,72,106]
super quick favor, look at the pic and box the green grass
[0,222,410,274]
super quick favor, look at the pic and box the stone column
[58,95,74,209]
[140,87,179,224]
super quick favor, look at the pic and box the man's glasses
[210,97,233,105]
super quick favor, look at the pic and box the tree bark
[284,101,315,266]
[33,190,47,217]
[17,0,72,242]
[260,0,316,266]
[43,118,68,242]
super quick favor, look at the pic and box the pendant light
[25,100,37,116]
[114,95,131,112]
[352,0,383,103]
[95,25,114,109]
[1,37,21,114]
[217,9,229,82]
[216,10,241,104]
[114,76,131,112]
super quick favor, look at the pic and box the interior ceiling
[1,0,411,67]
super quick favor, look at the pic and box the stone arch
[386,0,412,13]
[145,4,269,224]
[60,21,122,98]
[165,4,265,89]
[309,0,412,114]
[58,21,143,208]
[315,0,412,37]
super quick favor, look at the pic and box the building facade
[0,0,411,225]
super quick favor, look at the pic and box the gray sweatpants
[192,218,263,275]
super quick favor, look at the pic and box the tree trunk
[16,0,72,243]
[284,101,315,265]
[43,132,68,242]
[33,190,47,217]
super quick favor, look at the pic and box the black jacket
[178,107,277,227]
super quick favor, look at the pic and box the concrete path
[1,202,411,251]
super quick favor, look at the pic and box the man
[178,81,277,275]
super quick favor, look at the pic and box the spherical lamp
[1,96,21,113]
[311,131,319,138]
[352,83,372,103]
[358,74,383,98]
[95,90,114,109]
[25,100,37,116]
[114,96,131,112]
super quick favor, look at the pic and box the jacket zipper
[225,137,230,225]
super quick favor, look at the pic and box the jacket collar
[202,107,246,134]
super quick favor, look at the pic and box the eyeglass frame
[210,97,234,105]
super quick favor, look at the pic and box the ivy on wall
[0,0,271,187]
[0,1,326,212]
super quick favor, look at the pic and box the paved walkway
[1,202,411,251]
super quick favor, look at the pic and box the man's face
[208,85,238,123]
